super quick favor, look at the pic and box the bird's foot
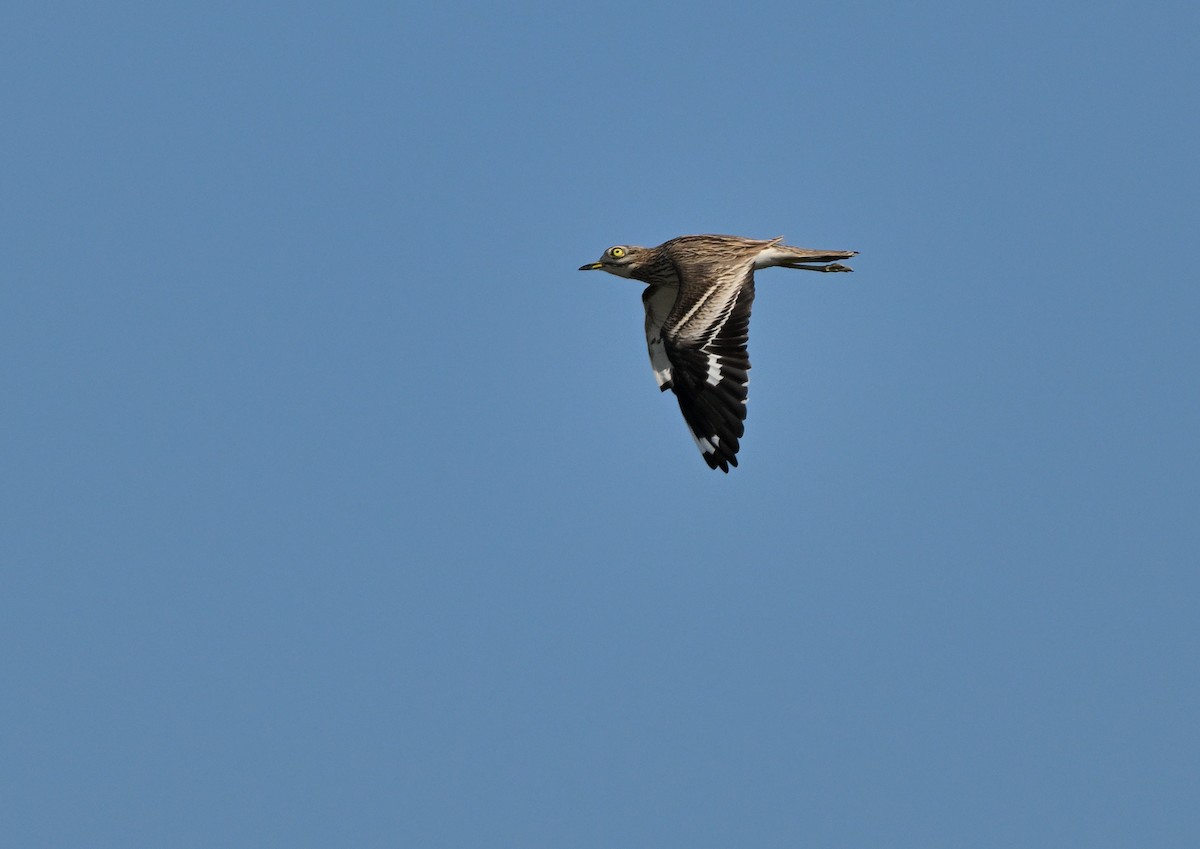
[822,263,853,272]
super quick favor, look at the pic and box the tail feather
[755,244,858,270]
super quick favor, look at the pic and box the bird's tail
[756,241,858,271]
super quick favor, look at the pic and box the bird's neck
[631,251,678,286]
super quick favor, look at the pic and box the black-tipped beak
[578,262,604,271]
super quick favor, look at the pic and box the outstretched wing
[661,265,755,473]
[642,283,677,391]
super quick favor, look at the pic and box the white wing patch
[687,425,720,455]
[705,352,723,387]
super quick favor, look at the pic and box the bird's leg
[784,262,854,272]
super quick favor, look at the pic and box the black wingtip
[704,452,738,473]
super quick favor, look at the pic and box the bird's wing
[660,258,756,472]
[642,282,677,391]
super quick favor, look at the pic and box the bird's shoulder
[658,234,774,256]
[660,235,771,272]
[655,236,762,294]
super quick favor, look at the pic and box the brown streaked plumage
[579,234,856,472]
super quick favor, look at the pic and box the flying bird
[579,234,856,472]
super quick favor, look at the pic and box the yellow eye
[609,247,626,258]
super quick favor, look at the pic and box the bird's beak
[578,262,604,271]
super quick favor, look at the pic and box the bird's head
[578,245,645,278]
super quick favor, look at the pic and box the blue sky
[3,1,1198,846]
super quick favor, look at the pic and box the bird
[579,234,856,472]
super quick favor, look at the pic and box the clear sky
[3,1,1198,847]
